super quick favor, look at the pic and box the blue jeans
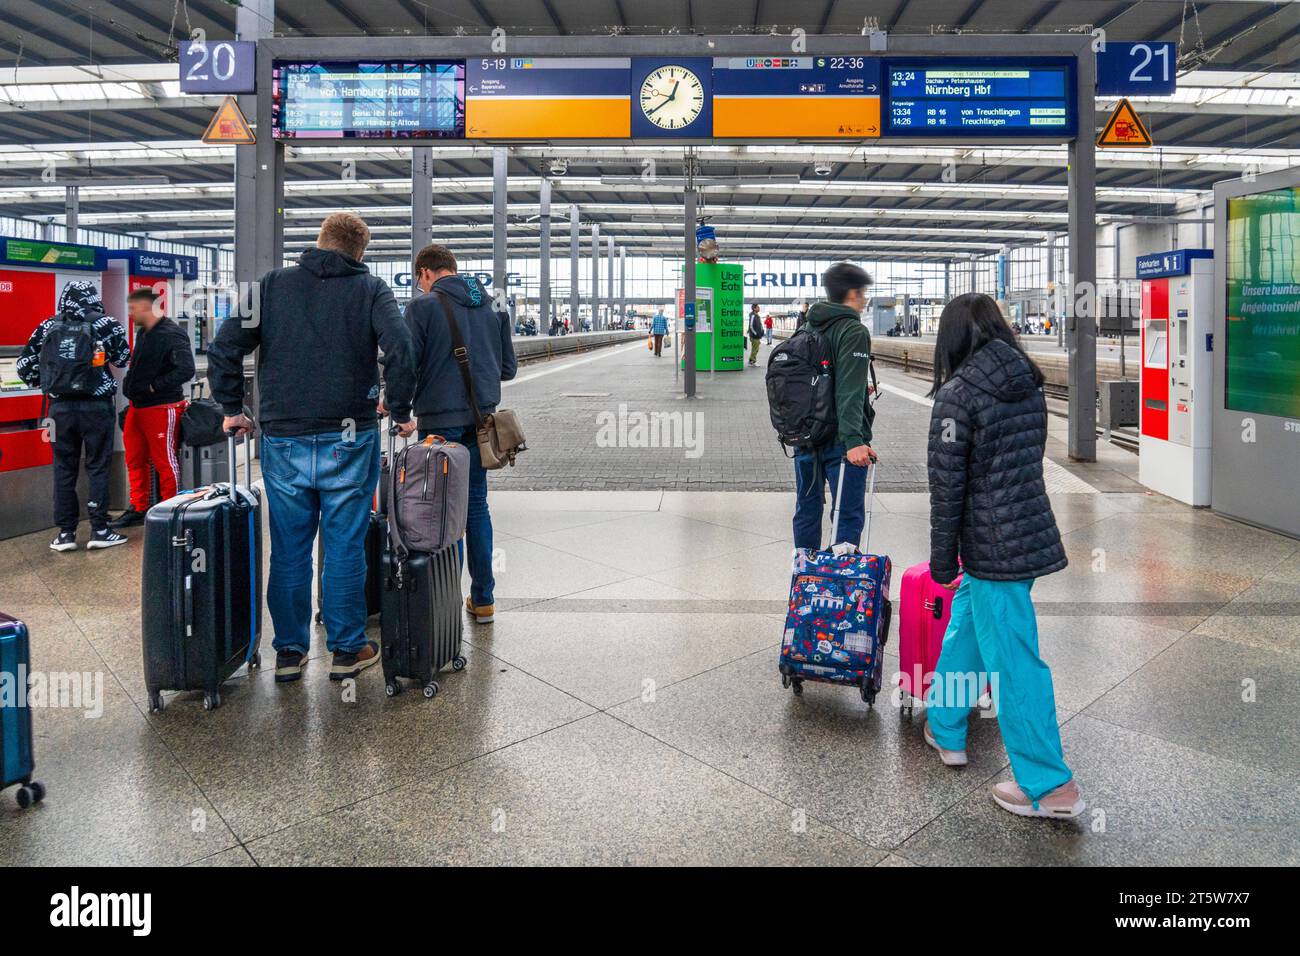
[420,425,494,606]
[792,444,867,550]
[260,428,379,655]
[925,575,1073,803]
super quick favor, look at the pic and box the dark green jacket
[807,301,874,449]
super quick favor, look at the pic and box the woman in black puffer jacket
[922,293,1083,821]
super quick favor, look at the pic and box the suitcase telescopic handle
[829,460,876,552]
[224,428,253,493]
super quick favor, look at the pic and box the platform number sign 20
[1096,42,1176,97]
[179,40,256,94]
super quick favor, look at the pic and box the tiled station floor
[1,343,1296,865]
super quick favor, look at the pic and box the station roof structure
[0,0,1295,263]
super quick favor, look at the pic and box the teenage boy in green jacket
[792,262,879,550]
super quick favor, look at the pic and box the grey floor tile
[898,714,1300,866]
[1191,579,1300,659]
[144,643,594,842]
[467,609,781,709]
[609,649,1021,849]
[188,846,257,867]
[246,714,882,866]
[1083,633,1300,776]
[483,535,629,600]
[1037,616,1185,713]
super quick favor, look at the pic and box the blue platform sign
[884,58,1077,137]
[180,40,256,94]
[1096,42,1176,97]
[110,249,199,280]
[1135,248,1211,279]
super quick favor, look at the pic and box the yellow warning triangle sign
[202,95,255,145]
[1097,98,1152,149]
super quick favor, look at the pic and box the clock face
[639,66,705,130]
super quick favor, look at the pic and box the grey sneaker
[924,721,968,767]
[991,780,1085,819]
[49,531,77,552]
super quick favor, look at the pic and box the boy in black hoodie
[208,213,417,684]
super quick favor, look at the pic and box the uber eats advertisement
[1225,186,1300,420]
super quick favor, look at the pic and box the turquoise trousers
[925,574,1073,802]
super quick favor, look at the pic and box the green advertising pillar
[683,262,745,372]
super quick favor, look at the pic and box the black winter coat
[927,338,1067,585]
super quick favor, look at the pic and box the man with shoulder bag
[405,244,522,624]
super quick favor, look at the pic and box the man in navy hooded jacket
[405,243,517,625]
[209,213,417,684]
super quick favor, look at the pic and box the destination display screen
[272,61,464,139]
[712,56,881,138]
[1225,186,1300,419]
[885,59,1076,137]
[466,57,631,139]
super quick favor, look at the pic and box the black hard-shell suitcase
[142,432,262,712]
[0,613,45,808]
[380,544,465,699]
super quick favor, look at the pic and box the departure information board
[466,58,631,139]
[272,61,464,139]
[885,59,1076,137]
[712,56,881,138]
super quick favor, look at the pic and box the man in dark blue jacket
[405,244,517,624]
[209,213,417,684]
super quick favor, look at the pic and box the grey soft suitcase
[389,432,470,557]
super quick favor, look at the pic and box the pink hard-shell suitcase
[897,561,961,716]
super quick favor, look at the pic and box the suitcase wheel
[790,678,803,696]
[314,611,323,624]
[14,781,43,808]
[385,680,401,697]
[860,682,876,708]
[249,651,262,670]
[148,690,165,713]
[422,681,440,700]
[452,656,467,672]
[202,691,222,711]
[781,673,791,689]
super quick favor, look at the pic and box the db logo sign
[0,281,13,293]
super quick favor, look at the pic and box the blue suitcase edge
[778,549,893,704]
[0,613,45,806]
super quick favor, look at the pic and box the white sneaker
[49,531,77,552]
[86,528,128,550]
[923,721,968,767]
[991,780,1085,819]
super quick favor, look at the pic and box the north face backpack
[765,325,838,450]
[38,315,99,398]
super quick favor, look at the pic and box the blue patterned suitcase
[0,613,45,808]
[779,464,893,707]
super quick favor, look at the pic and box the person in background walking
[796,301,811,331]
[921,292,1082,820]
[651,308,669,357]
[17,280,131,551]
[112,288,196,528]
[747,303,764,366]
[763,313,774,346]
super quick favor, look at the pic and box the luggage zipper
[421,446,432,500]
[438,455,449,544]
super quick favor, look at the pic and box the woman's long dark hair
[928,292,1045,397]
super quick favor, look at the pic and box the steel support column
[606,235,615,325]
[590,222,601,330]
[64,186,78,243]
[539,176,552,334]
[1067,49,1098,462]
[412,146,433,255]
[492,147,508,306]
[684,186,697,398]
[568,205,579,330]
[619,246,627,327]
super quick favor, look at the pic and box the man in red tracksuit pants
[111,287,196,527]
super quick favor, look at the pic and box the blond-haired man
[209,213,417,683]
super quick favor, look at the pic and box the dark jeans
[50,399,115,533]
[420,424,494,606]
[792,443,867,551]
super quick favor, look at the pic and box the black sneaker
[49,531,77,552]
[110,508,146,528]
[329,640,381,681]
[86,528,128,550]
[274,650,307,683]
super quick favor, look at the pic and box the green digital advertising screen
[1225,186,1300,419]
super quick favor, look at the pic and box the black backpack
[765,325,838,450]
[38,315,99,398]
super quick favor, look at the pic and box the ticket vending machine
[1138,249,1214,505]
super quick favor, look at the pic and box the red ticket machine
[0,236,116,539]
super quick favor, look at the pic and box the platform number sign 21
[1096,42,1176,97]
[179,39,256,94]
